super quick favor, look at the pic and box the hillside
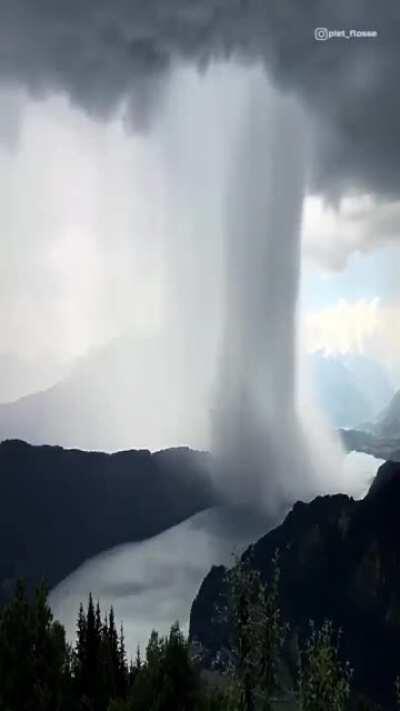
[190,460,400,708]
[0,335,211,452]
[0,439,217,602]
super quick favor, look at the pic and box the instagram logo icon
[314,27,329,41]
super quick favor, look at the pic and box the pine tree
[31,581,69,710]
[129,623,206,711]
[0,580,69,711]
[162,621,200,708]
[128,646,141,690]
[75,602,87,693]
[106,606,120,698]
[136,645,142,672]
[0,579,35,710]
[298,620,352,711]
[73,593,105,708]
[117,623,128,698]
[224,550,286,711]
[95,602,102,641]
[86,592,98,697]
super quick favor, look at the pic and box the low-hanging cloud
[302,195,400,271]
[1,0,400,198]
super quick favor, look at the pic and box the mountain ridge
[0,438,218,603]
[189,459,400,707]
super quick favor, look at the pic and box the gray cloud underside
[0,0,399,195]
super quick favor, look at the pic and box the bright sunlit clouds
[304,297,381,356]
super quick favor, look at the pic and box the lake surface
[50,451,383,656]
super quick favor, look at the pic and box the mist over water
[50,451,380,656]
[50,506,273,654]
[213,69,316,509]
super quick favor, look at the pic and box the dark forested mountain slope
[190,460,400,707]
[0,439,217,602]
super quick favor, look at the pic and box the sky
[0,0,400,413]
[301,198,400,382]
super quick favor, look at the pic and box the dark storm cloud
[0,0,399,194]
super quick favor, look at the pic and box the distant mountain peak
[375,389,400,437]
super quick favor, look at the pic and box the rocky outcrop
[189,460,400,707]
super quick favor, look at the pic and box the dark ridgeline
[0,439,218,603]
[190,460,400,709]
